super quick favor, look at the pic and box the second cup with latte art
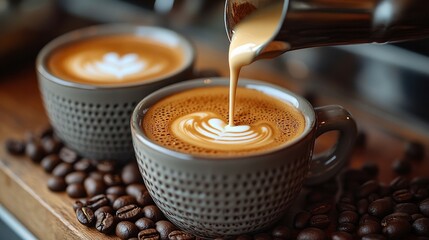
[37,24,195,161]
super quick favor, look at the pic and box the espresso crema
[143,86,305,156]
[47,35,184,85]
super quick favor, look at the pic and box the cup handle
[305,105,357,186]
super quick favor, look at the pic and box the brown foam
[142,86,305,157]
[47,35,184,85]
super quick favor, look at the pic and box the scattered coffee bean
[5,139,25,155]
[392,189,414,203]
[294,211,311,229]
[96,160,116,173]
[135,217,155,230]
[136,191,154,206]
[122,162,143,185]
[116,221,139,240]
[420,198,429,217]
[360,214,380,226]
[271,225,291,239]
[309,214,330,229]
[107,186,126,196]
[358,220,381,237]
[382,218,411,239]
[168,230,194,240]
[296,227,326,240]
[89,171,104,181]
[412,187,429,201]
[144,205,164,222]
[113,195,137,210]
[94,206,113,217]
[381,212,412,227]
[65,171,87,185]
[337,202,357,212]
[41,154,61,173]
[106,194,119,205]
[84,177,106,197]
[361,234,386,240]
[331,231,353,240]
[405,141,425,161]
[116,204,143,221]
[412,218,429,236]
[72,200,86,211]
[25,140,45,162]
[358,180,380,198]
[392,157,412,175]
[41,137,62,154]
[395,203,419,215]
[412,213,425,221]
[338,210,359,224]
[309,203,332,215]
[59,147,79,164]
[103,173,122,186]
[156,220,177,240]
[358,198,369,215]
[67,183,86,198]
[390,176,409,191]
[96,212,115,234]
[74,158,93,172]
[52,162,73,177]
[368,197,394,217]
[337,223,356,233]
[87,194,109,210]
[47,176,67,192]
[138,228,160,240]
[126,183,148,197]
[76,206,95,226]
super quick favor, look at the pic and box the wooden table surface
[0,39,428,240]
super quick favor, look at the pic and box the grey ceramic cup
[131,77,357,237]
[36,24,195,161]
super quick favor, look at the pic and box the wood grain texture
[0,41,428,239]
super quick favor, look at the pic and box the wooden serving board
[0,40,428,240]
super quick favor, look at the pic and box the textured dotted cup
[36,24,195,161]
[131,78,357,238]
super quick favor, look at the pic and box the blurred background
[1,0,429,135]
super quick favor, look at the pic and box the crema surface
[47,35,184,85]
[142,86,305,157]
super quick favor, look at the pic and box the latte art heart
[171,112,275,151]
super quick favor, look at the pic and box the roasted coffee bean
[392,157,412,175]
[405,141,425,161]
[412,187,429,201]
[296,227,326,240]
[382,218,411,239]
[338,210,359,224]
[41,137,62,154]
[420,198,429,217]
[76,206,95,226]
[116,221,139,240]
[367,193,381,203]
[52,162,73,177]
[309,214,330,229]
[361,234,386,240]
[395,203,419,215]
[96,160,116,173]
[138,228,160,240]
[294,211,311,229]
[368,197,394,217]
[390,177,409,191]
[47,176,67,192]
[103,173,122,186]
[65,171,87,185]
[73,200,86,211]
[94,206,113,216]
[96,212,115,234]
[168,230,194,240]
[84,177,106,197]
[144,205,164,222]
[5,139,25,155]
[126,183,148,197]
[253,233,271,240]
[310,203,332,215]
[106,194,119,205]
[41,154,61,173]
[361,161,379,178]
[271,225,291,239]
[116,204,143,221]
[360,214,380,226]
[107,186,126,196]
[74,158,93,172]
[59,147,79,164]
[25,140,46,162]
[331,231,353,240]
[136,191,154,207]
[358,180,380,198]
[392,189,414,203]
[412,213,425,221]
[87,194,109,210]
[358,198,369,215]
[337,202,357,212]
[113,195,137,210]
[358,220,381,237]
[89,171,104,181]
[136,217,155,230]
[122,162,143,185]
[381,212,412,227]
[337,223,356,233]
[67,183,86,198]
[156,220,177,240]
[339,195,354,204]
[412,218,429,236]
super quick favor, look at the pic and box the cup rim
[131,77,316,161]
[36,23,195,90]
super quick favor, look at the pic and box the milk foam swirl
[68,52,165,82]
[171,112,274,151]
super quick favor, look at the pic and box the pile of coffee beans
[5,126,429,239]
